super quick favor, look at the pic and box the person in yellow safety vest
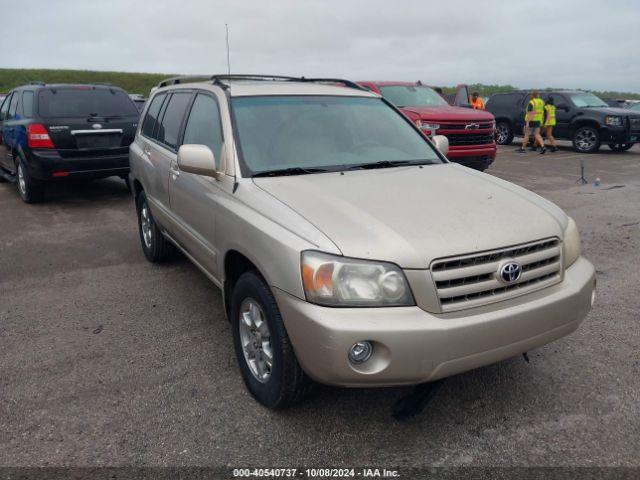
[542,96,558,152]
[469,92,485,110]
[516,90,546,154]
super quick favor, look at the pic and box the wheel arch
[571,118,601,134]
[223,249,264,320]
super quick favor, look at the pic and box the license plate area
[75,133,122,149]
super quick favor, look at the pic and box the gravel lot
[1,143,639,470]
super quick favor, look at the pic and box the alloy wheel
[238,298,273,383]
[17,164,26,196]
[496,124,509,144]
[575,129,597,151]
[140,204,153,248]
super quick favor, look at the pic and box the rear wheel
[231,271,311,408]
[495,121,514,145]
[573,126,601,153]
[16,156,44,203]
[608,143,634,152]
[136,191,174,262]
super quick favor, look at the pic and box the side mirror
[433,135,449,156]
[556,103,569,111]
[177,144,217,177]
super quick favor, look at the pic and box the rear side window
[182,93,224,166]
[487,94,520,108]
[22,91,34,117]
[156,92,192,149]
[141,93,166,138]
[8,94,19,118]
[37,88,139,118]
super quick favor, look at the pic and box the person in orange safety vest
[469,92,485,110]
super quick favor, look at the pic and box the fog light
[349,341,373,364]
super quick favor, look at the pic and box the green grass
[2,68,639,100]
[0,68,174,96]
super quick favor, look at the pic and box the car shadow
[39,176,132,206]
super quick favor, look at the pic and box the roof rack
[29,81,46,86]
[156,74,367,92]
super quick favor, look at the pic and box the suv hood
[582,106,640,117]
[401,105,494,122]
[253,164,566,269]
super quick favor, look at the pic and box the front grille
[431,238,562,312]
[446,133,494,146]
[439,122,494,130]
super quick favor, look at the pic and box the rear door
[35,86,139,158]
[0,92,14,171]
[142,90,193,234]
[168,91,225,277]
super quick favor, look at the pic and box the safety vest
[470,97,485,110]
[544,104,556,126]
[526,98,545,123]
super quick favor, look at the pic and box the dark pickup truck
[486,90,640,153]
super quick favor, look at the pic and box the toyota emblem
[499,261,522,283]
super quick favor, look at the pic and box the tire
[136,191,175,262]
[15,155,44,203]
[572,126,601,153]
[120,175,132,192]
[495,121,514,145]
[231,271,311,408]
[608,143,634,152]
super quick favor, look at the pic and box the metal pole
[225,24,231,75]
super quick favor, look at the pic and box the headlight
[563,217,581,268]
[490,120,496,129]
[301,251,415,307]
[605,116,623,126]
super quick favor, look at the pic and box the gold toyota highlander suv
[129,75,596,408]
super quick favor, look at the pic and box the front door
[168,92,226,279]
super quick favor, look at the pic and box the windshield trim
[228,94,447,179]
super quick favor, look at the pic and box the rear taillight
[28,124,55,149]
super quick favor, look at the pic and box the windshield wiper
[252,167,331,177]
[345,160,437,170]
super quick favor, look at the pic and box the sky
[4,0,640,92]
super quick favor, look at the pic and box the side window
[8,93,19,119]
[22,91,34,117]
[141,93,166,138]
[0,93,12,121]
[156,92,192,149]
[182,93,224,167]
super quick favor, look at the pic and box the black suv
[486,90,640,153]
[0,83,140,202]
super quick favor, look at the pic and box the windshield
[231,95,442,176]
[38,87,140,118]
[379,85,448,108]
[568,92,608,108]
[630,103,640,112]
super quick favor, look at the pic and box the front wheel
[16,157,44,203]
[608,143,634,152]
[573,126,601,153]
[495,121,514,145]
[136,191,175,262]
[231,271,311,408]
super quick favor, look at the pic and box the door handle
[170,166,180,177]
[143,147,151,156]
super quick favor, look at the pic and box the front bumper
[26,149,129,181]
[600,126,639,144]
[275,256,595,387]
[447,143,497,171]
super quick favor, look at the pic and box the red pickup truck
[358,81,497,171]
